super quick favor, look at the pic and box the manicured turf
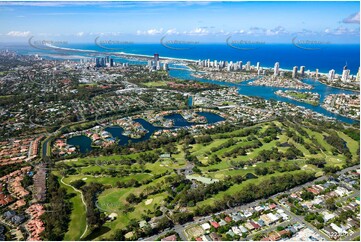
[143,81,167,87]
[196,170,314,208]
[337,131,359,160]
[95,176,170,239]
[54,120,359,240]
[58,175,87,241]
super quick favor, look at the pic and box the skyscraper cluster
[196,59,264,73]
[327,64,357,82]
[148,53,168,71]
[95,56,114,67]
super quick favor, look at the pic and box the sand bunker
[145,198,153,205]
[109,213,117,219]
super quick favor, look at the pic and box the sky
[0,1,359,44]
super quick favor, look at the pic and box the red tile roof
[210,221,220,228]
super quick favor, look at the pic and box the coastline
[46,43,197,63]
[30,45,359,94]
[40,44,357,75]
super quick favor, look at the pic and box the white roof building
[322,211,336,222]
[238,225,248,233]
[267,213,280,222]
[335,187,349,197]
[231,226,242,235]
[330,223,344,235]
[201,222,211,231]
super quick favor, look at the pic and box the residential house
[161,234,177,241]
[201,234,212,241]
[210,221,220,229]
[218,219,227,226]
[201,222,211,231]
[250,221,261,229]
[209,232,222,241]
[238,225,248,234]
[268,231,281,241]
[323,226,337,239]
[232,226,242,235]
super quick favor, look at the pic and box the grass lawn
[94,176,171,240]
[55,174,87,241]
[195,170,314,208]
[62,173,152,187]
[191,138,230,157]
[143,81,167,87]
[54,119,359,241]
[337,131,359,160]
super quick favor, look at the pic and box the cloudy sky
[0,1,359,44]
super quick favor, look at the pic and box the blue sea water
[116,43,360,75]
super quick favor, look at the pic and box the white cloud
[136,28,163,35]
[324,26,359,35]
[165,28,179,35]
[76,32,85,37]
[6,31,31,37]
[232,26,287,36]
[147,28,163,35]
[187,27,209,35]
[343,12,360,24]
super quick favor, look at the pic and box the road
[244,218,296,240]
[142,164,359,241]
[278,203,328,240]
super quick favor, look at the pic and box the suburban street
[142,165,359,241]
